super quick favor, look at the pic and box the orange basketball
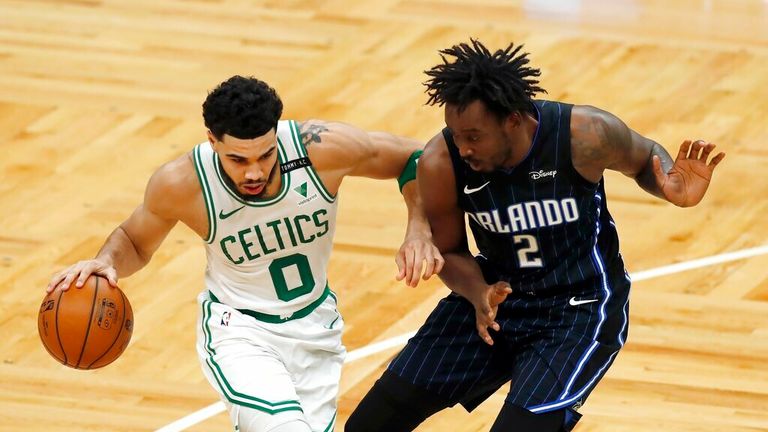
[38,275,133,369]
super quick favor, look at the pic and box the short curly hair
[202,75,283,140]
[424,39,546,118]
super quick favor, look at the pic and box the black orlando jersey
[445,100,626,293]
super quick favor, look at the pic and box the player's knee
[346,370,450,432]
[233,405,309,432]
[491,404,569,432]
[265,419,312,432]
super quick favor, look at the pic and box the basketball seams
[38,297,65,363]
[39,276,133,369]
[86,283,127,369]
[53,288,68,365]
[75,276,101,369]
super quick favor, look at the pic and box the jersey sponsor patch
[280,157,312,173]
[294,181,319,206]
[529,169,557,182]
[294,182,308,197]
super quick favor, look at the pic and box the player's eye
[259,149,275,161]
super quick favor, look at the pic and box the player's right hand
[473,281,512,346]
[652,139,725,207]
[395,232,445,287]
[46,259,119,293]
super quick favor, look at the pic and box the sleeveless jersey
[193,120,338,319]
[445,100,625,293]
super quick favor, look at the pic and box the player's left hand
[653,139,725,207]
[395,233,444,287]
[473,281,512,346]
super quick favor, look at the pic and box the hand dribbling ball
[38,275,133,369]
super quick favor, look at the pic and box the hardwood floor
[1,1,766,430]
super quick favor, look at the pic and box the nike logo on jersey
[569,297,598,306]
[219,205,245,220]
[464,181,490,194]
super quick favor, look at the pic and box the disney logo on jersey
[529,169,557,181]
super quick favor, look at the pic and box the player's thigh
[287,297,345,432]
[196,294,307,428]
[506,273,630,419]
[387,294,504,400]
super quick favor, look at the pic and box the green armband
[398,150,423,192]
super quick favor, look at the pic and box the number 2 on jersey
[513,234,543,268]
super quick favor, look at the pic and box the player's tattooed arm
[570,109,616,181]
[571,105,726,206]
[297,121,329,147]
[571,105,674,199]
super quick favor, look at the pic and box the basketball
[38,275,134,369]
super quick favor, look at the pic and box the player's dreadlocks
[424,39,546,118]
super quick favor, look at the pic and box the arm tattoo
[635,142,672,199]
[298,122,328,147]
[571,112,619,180]
[573,116,614,161]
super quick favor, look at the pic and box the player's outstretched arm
[46,159,184,292]
[299,120,443,287]
[571,106,725,207]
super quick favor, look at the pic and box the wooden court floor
[1,0,767,431]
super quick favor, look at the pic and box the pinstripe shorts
[387,264,631,417]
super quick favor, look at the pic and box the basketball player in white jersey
[46,75,444,432]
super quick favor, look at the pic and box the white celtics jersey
[192,120,338,322]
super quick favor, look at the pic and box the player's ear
[504,111,522,130]
[207,130,217,147]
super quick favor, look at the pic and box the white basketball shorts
[196,290,345,431]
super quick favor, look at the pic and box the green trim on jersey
[208,284,330,324]
[212,138,291,207]
[201,299,304,414]
[193,145,217,244]
[289,120,335,203]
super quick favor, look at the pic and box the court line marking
[155,244,768,432]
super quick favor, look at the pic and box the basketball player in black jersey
[346,40,725,432]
